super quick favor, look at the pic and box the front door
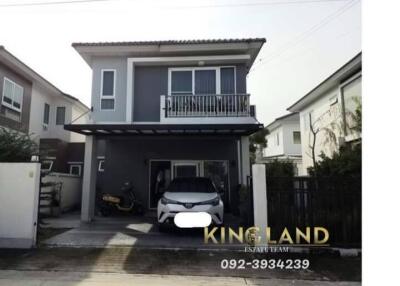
[172,161,202,179]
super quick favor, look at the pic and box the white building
[0,46,90,174]
[287,53,361,175]
[259,112,302,175]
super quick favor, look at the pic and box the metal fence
[266,176,361,247]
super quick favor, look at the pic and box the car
[157,177,224,230]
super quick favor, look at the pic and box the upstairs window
[101,70,115,110]
[2,77,23,112]
[194,70,216,94]
[171,70,192,95]
[169,67,236,95]
[56,106,66,125]
[43,103,50,125]
[293,131,301,144]
[220,67,235,94]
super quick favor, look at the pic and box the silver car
[157,177,224,230]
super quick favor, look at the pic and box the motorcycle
[99,181,144,216]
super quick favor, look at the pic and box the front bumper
[157,200,224,225]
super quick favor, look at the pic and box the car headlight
[160,197,179,205]
[199,197,220,206]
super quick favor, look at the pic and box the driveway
[41,213,242,249]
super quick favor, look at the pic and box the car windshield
[167,177,217,193]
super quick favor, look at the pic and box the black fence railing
[266,176,361,247]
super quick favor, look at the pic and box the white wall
[263,127,284,158]
[299,87,342,175]
[282,122,302,156]
[28,82,88,143]
[42,172,82,212]
[0,163,40,248]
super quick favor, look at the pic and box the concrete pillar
[252,164,268,244]
[240,136,250,186]
[81,135,97,222]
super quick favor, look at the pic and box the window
[43,103,50,125]
[341,76,361,134]
[98,160,105,172]
[69,165,82,176]
[194,70,216,94]
[170,70,192,95]
[2,78,23,112]
[293,131,301,144]
[169,67,235,95]
[56,106,66,125]
[220,67,235,94]
[100,70,115,110]
[41,160,53,172]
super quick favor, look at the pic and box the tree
[249,128,269,163]
[0,127,38,162]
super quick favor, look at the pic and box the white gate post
[252,164,268,245]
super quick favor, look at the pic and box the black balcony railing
[164,94,251,118]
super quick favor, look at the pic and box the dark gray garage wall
[133,64,248,122]
[101,136,240,211]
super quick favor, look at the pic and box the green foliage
[0,127,38,162]
[265,159,295,177]
[249,128,268,162]
[349,98,362,134]
[308,143,361,177]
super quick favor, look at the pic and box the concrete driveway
[41,213,241,249]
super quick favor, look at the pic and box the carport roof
[64,123,264,136]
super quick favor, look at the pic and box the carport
[64,123,260,224]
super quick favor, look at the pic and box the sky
[0,0,361,125]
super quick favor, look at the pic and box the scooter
[99,181,144,216]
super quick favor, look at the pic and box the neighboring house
[65,38,266,221]
[258,113,302,175]
[287,52,361,175]
[0,46,90,175]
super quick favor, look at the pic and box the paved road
[0,270,361,286]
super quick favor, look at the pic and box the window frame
[43,103,50,126]
[69,164,82,176]
[56,106,66,125]
[339,73,362,136]
[167,66,236,96]
[293,131,301,144]
[1,77,24,113]
[100,69,116,111]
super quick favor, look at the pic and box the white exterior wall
[298,87,342,175]
[263,127,284,157]
[0,163,40,248]
[282,122,302,156]
[29,82,87,143]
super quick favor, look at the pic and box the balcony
[163,94,252,118]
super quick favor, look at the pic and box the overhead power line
[0,0,350,8]
[250,0,360,73]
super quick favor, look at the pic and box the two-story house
[287,52,361,175]
[65,38,266,222]
[259,112,302,175]
[0,46,90,175]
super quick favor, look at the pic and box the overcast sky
[0,0,361,125]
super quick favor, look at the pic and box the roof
[72,38,266,70]
[287,52,362,112]
[0,46,89,111]
[265,112,299,131]
[72,38,266,47]
[64,123,264,136]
